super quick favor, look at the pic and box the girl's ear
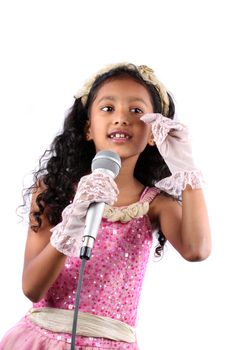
[147,132,155,146]
[85,121,93,141]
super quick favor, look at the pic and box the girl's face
[87,77,154,161]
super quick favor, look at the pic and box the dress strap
[140,186,160,203]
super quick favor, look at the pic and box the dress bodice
[33,187,160,327]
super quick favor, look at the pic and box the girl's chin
[94,145,141,160]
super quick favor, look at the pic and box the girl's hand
[141,113,204,197]
[50,170,119,257]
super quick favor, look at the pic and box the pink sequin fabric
[0,187,160,350]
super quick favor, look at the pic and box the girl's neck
[113,159,145,206]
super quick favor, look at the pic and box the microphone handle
[80,202,106,260]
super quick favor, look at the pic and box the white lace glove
[50,170,119,257]
[140,113,204,198]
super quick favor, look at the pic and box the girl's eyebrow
[96,96,116,104]
[128,97,149,106]
[96,96,149,106]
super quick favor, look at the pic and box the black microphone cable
[70,256,87,350]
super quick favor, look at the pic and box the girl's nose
[113,112,130,126]
[114,119,129,126]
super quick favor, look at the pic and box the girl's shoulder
[148,190,179,223]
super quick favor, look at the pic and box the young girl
[0,63,211,350]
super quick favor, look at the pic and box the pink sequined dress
[0,187,160,350]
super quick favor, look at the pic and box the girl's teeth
[110,133,129,139]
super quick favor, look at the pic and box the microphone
[79,150,121,260]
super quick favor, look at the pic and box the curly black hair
[22,64,176,257]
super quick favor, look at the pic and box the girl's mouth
[108,131,131,142]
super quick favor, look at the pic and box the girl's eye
[130,107,143,114]
[101,106,113,112]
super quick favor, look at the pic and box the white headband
[74,62,170,116]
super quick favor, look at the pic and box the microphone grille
[91,150,121,178]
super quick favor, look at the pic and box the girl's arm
[22,230,67,303]
[141,114,211,260]
[22,190,67,303]
[150,187,211,261]
[22,171,119,303]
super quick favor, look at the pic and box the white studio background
[0,1,232,349]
